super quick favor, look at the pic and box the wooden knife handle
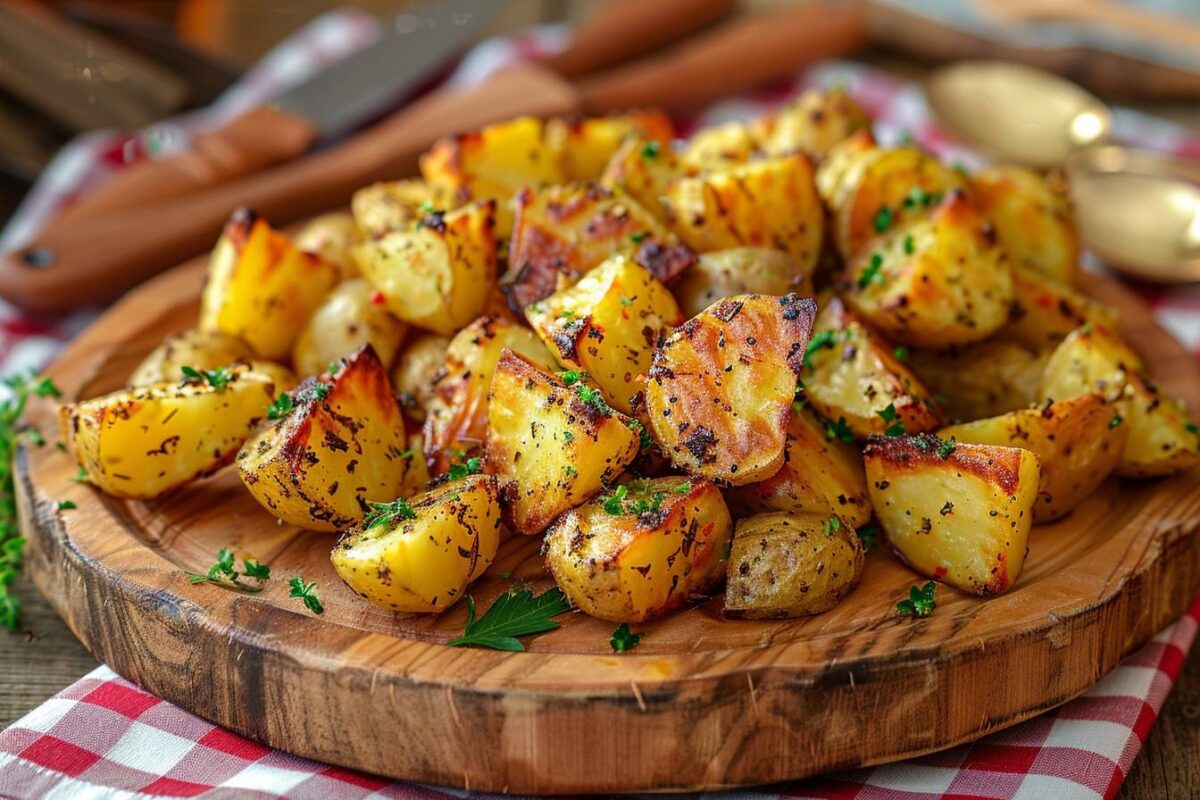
[579,0,867,113]
[0,64,580,315]
[51,107,317,227]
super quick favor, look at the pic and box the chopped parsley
[266,392,293,421]
[626,417,653,450]
[187,547,270,592]
[873,205,893,233]
[180,365,233,391]
[877,403,905,437]
[674,482,691,494]
[288,577,324,614]
[803,330,837,368]
[937,439,956,459]
[600,481,666,517]
[903,234,915,255]
[312,382,330,400]
[56,500,76,511]
[557,370,587,387]
[822,516,842,537]
[575,385,610,413]
[447,456,483,480]
[1185,421,1198,438]
[448,586,571,651]
[825,416,855,443]
[619,295,634,307]
[1109,414,1123,430]
[856,524,878,552]
[893,346,908,362]
[896,581,937,617]
[610,623,641,653]
[641,141,661,160]
[857,253,884,290]
[630,231,649,244]
[363,497,417,530]
[417,200,437,214]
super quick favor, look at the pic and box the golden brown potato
[355,201,497,335]
[600,135,689,222]
[646,294,816,485]
[332,474,501,613]
[526,256,683,414]
[678,120,758,170]
[61,363,276,499]
[544,476,732,622]
[756,86,872,161]
[505,183,695,311]
[237,345,412,531]
[724,510,864,619]
[662,154,824,269]
[129,329,254,387]
[940,394,1127,522]
[814,129,877,204]
[906,339,1048,422]
[971,165,1079,286]
[424,315,557,474]
[390,333,451,423]
[351,179,452,239]
[802,297,942,439]
[726,404,871,527]
[840,193,1013,349]
[291,279,407,378]
[548,110,674,181]
[1002,266,1118,349]
[864,434,1040,595]
[485,350,641,534]
[672,248,813,319]
[199,209,340,360]
[1038,325,1144,402]
[294,211,361,279]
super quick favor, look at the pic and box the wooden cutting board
[16,253,1200,794]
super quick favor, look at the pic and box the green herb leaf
[448,586,571,651]
[56,500,76,511]
[674,482,691,494]
[896,581,937,617]
[447,456,483,481]
[619,295,634,307]
[937,439,956,459]
[824,416,855,443]
[266,392,293,421]
[1109,414,1123,430]
[610,623,641,653]
[856,524,878,552]
[575,385,610,413]
[822,516,841,537]
[893,346,908,362]
[873,205,893,233]
[364,497,417,530]
[312,382,330,400]
[180,365,233,391]
[288,577,324,614]
[903,234,915,255]
[629,231,648,244]
[803,330,837,368]
[641,141,661,160]
[242,559,271,580]
[877,404,906,437]
[857,253,884,289]
[557,370,587,387]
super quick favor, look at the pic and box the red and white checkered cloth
[2,11,1200,800]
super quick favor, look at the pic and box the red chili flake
[370,291,387,306]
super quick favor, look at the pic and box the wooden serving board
[16,255,1200,794]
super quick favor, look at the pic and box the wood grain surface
[13,253,1200,794]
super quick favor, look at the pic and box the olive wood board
[16,253,1200,794]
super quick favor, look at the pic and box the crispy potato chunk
[545,476,732,622]
[351,179,452,239]
[600,135,686,222]
[549,111,674,181]
[424,316,557,473]
[291,279,407,378]
[972,165,1079,285]
[526,256,683,414]
[803,297,942,438]
[724,511,864,619]
[673,248,813,319]
[840,193,1013,349]
[864,434,1040,595]
[420,116,565,236]
[129,329,253,387]
[505,183,694,312]
[679,121,758,170]
[906,339,1048,422]
[940,395,1127,522]
[1002,266,1118,349]
[647,294,816,485]
[332,474,501,613]
[662,154,824,269]
[355,201,497,335]
[237,345,411,531]
[199,209,340,360]
[755,86,872,161]
[294,211,361,279]
[390,333,450,423]
[485,350,641,534]
[61,363,276,499]
[727,405,871,526]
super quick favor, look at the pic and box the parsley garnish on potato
[180,365,233,391]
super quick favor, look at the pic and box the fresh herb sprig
[266,392,294,421]
[363,497,417,530]
[896,581,937,617]
[180,365,233,391]
[187,547,271,592]
[447,455,483,480]
[610,623,641,653]
[448,586,571,651]
[288,577,324,614]
[877,403,906,437]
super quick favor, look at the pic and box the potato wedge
[727,404,871,526]
[129,329,254,387]
[294,211,360,279]
[599,135,686,222]
[662,154,824,269]
[332,474,501,613]
[390,333,451,423]
[940,395,1127,522]
[485,350,641,534]
[544,476,732,622]
[802,297,942,438]
[199,209,340,360]
[971,165,1079,286]
[351,179,452,239]
[646,294,816,485]
[724,510,864,619]
[61,363,276,499]
[678,121,757,170]
[355,201,497,335]
[1002,266,1118,349]
[756,86,872,160]
[505,183,694,311]
[424,315,557,474]
[1118,388,1200,477]
[1038,325,1144,402]
[292,279,407,378]
[549,110,674,181]
[673,248,813,319]
[906,339,1048,422]
[526,256,683,413]
[864,434,1040,595]
[840,193,1013,348]
[237,345,411,531]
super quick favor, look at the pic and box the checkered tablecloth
[2,11,1199,800]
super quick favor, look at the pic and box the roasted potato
[199,209,340,360]
[971,165,1079,286]
[906,339,1048,422]
[724,510,864,619]
[420,116,565,236]
[802,297,942,438]
[61,363,276,499]
[839,192,1013,349]
[292,279,407,378]
[526,256,683,413]
[545,476,732,622]
[1002,265,1118,349]
[355,201,497,335]
[294,211,360,279]
[673,248,813,318]
[662,153,824,269]
[727,404,871,527]
[549,111,674,181]
[505,183,694,311]
[646,294,816,485]
[332,474,501,613]
[390,333,451,423]
[600,135,687,222]
[237,345,411,531]
[485,350,641,534]
[351,179,451,239]
[940,394,1127,522]
[129,329,253,387]
[864,434,1040,595]
[756,86,872,161]
[424,315,557,473]
[678,121,757,170]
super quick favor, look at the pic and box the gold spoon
[925,60,1200,284]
